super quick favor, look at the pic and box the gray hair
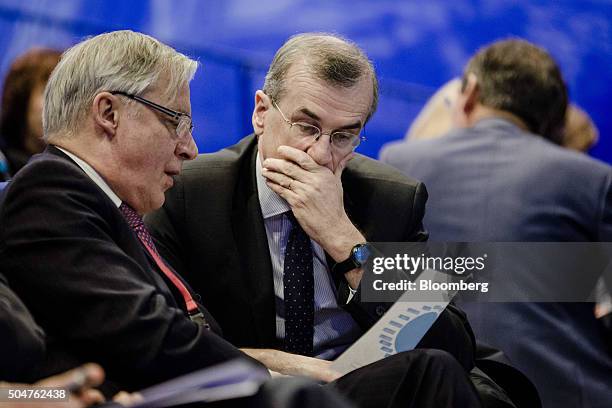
[43,30,198,140]
[263,33,378,123]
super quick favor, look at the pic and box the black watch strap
[332,243,370,275]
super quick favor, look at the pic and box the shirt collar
[473,117,525,132]
[256,152,290,219]
[55,146,122,208]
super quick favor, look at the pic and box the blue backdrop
[0,0,610,163]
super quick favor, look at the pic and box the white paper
[331,269,452,376]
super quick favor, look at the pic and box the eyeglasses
[111,91,194,142]
[271,99,365,152]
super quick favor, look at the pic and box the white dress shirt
[55,146,121,207]
[256,153,361,359]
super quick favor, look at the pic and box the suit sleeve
[336,180,429,316]
[0,275,46,382]
[336,180,476,371]
[0,160,255,390]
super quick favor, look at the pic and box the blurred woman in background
[0,48,61,178]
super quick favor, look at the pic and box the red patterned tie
[119,202,207,326]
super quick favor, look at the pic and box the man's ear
[252,90,270,136]
[92,92,119,138]
[461,73,479,116]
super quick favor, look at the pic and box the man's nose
[307,134,333,168]
[176,136,198,160]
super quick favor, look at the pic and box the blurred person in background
[404,78,461,141]
[0,48,62,178]
[561,104,599,152]
[380,38,612,408]
[403,75,609,334]
[405,80,599,154]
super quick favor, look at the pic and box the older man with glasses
[0,30,263,393]
[146,33,484,407]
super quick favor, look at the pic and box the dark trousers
[329,349,483,408]
[203,351,481,408]
[122,351,481,408]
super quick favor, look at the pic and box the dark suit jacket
[380,118,612,408]
[0,273,45,382]
[0,146,253,391]
[146,134,476,370]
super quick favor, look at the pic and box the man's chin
[164,174,175,189]
[146,196,166,214]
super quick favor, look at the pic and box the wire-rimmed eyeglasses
[271,99,365,152]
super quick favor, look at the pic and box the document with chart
[331,269,453,376]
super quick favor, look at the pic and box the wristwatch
[332,243,372,275]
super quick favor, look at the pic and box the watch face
[354,244,371,264]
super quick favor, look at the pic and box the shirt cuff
[346,285,357,304]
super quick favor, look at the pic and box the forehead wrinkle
[284,77,369,131]
[287,61,369,103]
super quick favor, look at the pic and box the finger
[113,391,144,406]
[277,145,319,171]
[37,363,105,390]
[261,167,290,186]
[334,152,355,178]
[78,389,105,406]
[265,180,301,207]
[262,168,305,192]
[263,158,311,183]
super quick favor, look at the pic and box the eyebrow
[293,107,363,131]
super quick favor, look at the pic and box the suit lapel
[231,140,278,347]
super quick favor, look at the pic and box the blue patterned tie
[283,212,314,356]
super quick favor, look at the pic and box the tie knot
[119,202,145,230]
[285,211,298,226]
[119,201,158,256]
